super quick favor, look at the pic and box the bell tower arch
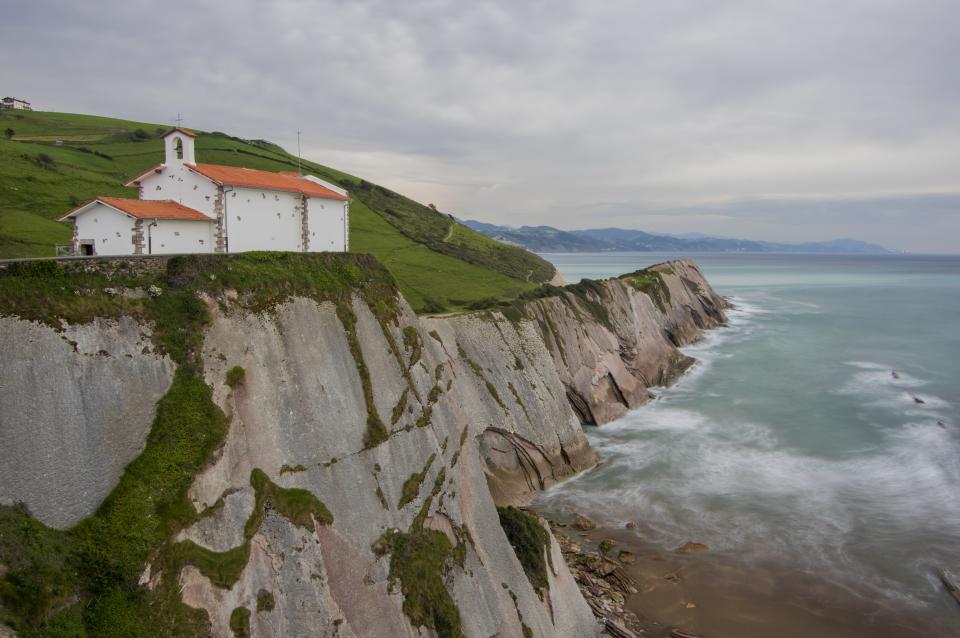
[162,127,197,165]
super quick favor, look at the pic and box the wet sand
[550,519,960,638]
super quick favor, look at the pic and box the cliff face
[0,315,174,528]
[0,255,725,638]
[523,260,727,426]
[177,294,598,637]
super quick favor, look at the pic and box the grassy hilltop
[0,110,556,312]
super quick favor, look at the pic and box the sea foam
[539,292,960,611]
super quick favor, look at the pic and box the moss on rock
[398,454,436,510]
[248,468,333,531]
[496,507,550,598]
[375,488,465,638]
[279,463,306,475]
[225,365,246,388]
[402,325,421,368]
[386,528,463,637]
[391,388,410,425]
[170,467,333,590]
[336,302,389,449]
[256,589,275,613]
[229,606,250,638]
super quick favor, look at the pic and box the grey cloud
[3,0,958,252]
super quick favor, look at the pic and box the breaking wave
[539,292,960,611]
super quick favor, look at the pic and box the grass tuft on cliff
[0,364,228,637]
[374,482,466,638]
[0,110,555,312]
[496,506,551,598]
[455,263,677,331]
[384,528,463,637]
[168,467,334,590]
[398,454,437,510]
[619,268,672,313]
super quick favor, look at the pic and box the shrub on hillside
[419,296,447,314]
[35,153,56,170]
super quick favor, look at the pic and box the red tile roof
[161,127,198,138]
[59,197,212,221]
[186,163,350,200]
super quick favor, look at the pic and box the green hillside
[0,110,556,312]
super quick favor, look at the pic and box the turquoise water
[538,253,960,630]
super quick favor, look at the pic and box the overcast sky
[5,0,959,252]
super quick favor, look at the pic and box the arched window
[175,137,183,160]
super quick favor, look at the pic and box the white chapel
[59,128,350,256]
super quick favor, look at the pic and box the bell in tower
[161,127,197,165]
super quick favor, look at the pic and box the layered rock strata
[0,257,726,637]
[523,260,727,426]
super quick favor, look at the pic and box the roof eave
[57,197,104,221]
[160,127,198,139]
[306,193,351,202]
[184,164,223,187]
[125,163,165,186]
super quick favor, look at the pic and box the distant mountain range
[462,221,896,254]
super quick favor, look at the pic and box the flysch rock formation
[178,294,598,637]
[523,260,727,426]
[0,257,726,637]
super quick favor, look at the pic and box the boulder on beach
[618,550,636,565]
[572,514,597,531]
[676,541,709,554]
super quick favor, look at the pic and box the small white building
[1,97,31,110]
[59,127,350,256]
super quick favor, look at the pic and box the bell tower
[162,127,197,165]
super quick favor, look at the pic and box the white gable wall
[125,160,352,255]
[138,166,218,217]
[73,204,136,256]
[225,187,302,253]
[149,220,215,255]
[306,198,348,252]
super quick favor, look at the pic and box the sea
[536,253,960,636]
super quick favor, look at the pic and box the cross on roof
[175,113,183,126]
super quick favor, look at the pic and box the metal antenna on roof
[297,129,302,175]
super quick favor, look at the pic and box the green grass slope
[0,110,556,311]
